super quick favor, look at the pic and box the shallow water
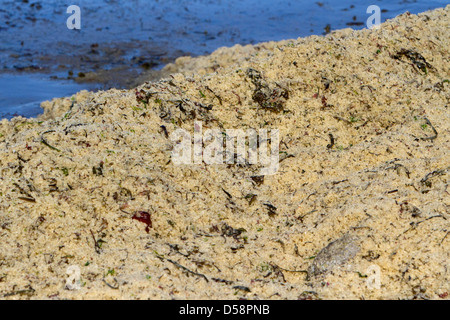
[0,74,96,119]
[0,0,447,119]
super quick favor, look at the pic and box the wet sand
[0,6,449,300]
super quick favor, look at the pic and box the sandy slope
[0,6,448,300]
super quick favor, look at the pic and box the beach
[1,0,447,119]
[0,5,449,300]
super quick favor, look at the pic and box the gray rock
[309,234,360,277]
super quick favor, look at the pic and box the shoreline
[1,1,447,120]
[0,6,449,300]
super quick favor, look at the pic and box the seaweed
[326,133,335,149]
[250,175,264,186]
[332,115,353,125]
[276,265,308,276]
[103,277,119,289]
[246,68,289,112]
[222,188,233,199]
[113,187,134,203]
[386,162,411,178]
[298,291,320,300]
[441,231,450,246]
[263,202,277,217]
[193,101,213,111]
[396,215,445,239]
[393,49,433,74]
[231,91,242,105]
[135,89,155,105]
[3,287,35,298]
[205,86,222,105]
[362,251,380,262]
[48,178,58,192]
[232,285,251,293]
[132,211,152,233]
[211,277,233,285]
[420,167,448,187]
[331,179,348,185]
[90,229,103,254]
[92,161,104,176]
[279,151,295,163]
[267,263,286,282]
[17,196,36,203]
[157,256,209,283]
[167,243,190,257]
[438,292,449,299]
[40,130,61,152]
[244,193,257,205]
[220,223,246,241]
[13,181,36,202]
[160,125,169,138]
[418,117,438,141]
[321,95,328,109]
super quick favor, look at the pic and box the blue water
[0,0,448,119]
[0,74,94,119]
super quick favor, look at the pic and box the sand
[0,6,449,300]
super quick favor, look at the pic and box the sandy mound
[0,6,448,300]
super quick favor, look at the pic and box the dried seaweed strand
[420,168,448,185]
[157,255,209,282]
[90,229,102,254]
[420,117,438,141]
[397,215,445,239]
[40,130,61,152]
[102,278,119,289]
